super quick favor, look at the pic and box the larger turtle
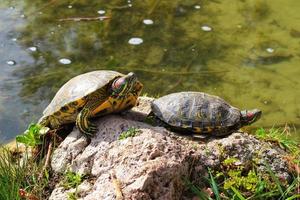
[151,92,261,136]
[39,70,143,136]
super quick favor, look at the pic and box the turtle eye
[112,77,126,93]
[247,112,254,119]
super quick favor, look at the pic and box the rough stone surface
[49,97,291,200]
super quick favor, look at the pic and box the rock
[49,97,291,200]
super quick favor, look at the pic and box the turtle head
[240,109,262,126]
[111,72,137,98]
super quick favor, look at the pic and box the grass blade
[231,187,246,200]
[265,163,284,196]
[208,168,221,200]
[285,194,300,200]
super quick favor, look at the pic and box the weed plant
[186,128,300,200]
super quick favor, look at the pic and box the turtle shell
[151,92,241,134]
[43,70,123,117]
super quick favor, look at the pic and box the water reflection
[0,0,299,141]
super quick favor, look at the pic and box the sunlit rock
[49,97,291,199]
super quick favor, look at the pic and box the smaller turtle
[38,70,143,136]
[151,92,261,136]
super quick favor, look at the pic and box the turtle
[38,70,143,137]
[150,91,261,136]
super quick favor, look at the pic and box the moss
[118,127,141,140]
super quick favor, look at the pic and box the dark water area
[0,0,299,142]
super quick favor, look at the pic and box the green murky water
[0,0,299,142]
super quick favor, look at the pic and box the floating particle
[11,38,17,41]
[143,19,154,25]
[128,4,132,7]
[194,5,201,9]
[28,46,37,52]
[266,48,274,53]
[128,37,143,45]
[6,60,16,66]
[59,58,72,65]
[68,5,72,8]
[201,25,212,32]
[97,10,105,14]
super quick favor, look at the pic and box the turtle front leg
[76,90,109,136]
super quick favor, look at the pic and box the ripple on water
[97,10,105,15]
[201,25,212,32]
[28,46,37,52]
[128,38,143,45]
[266,48,274,53]
[59,58,72,64]
[6,60,16,66]
[143,19,154,25]
[194,5,201,9]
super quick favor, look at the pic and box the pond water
[0,0,299,142]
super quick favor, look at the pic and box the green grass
[0,145,49,200]
[61,170,84,200]
[61,170,83,189]
[0,146,27,200]
[255,127,298,153]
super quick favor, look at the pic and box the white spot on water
[266,48,274,53]
[28,46,37,52]
[128,37,143,45]
[11,38,17,41]
[20,14,25,18]
[9,6,15,10]
[38,12,43,15]
[194,5,201,9]
[59,58,72,65]
[6,60,16,66]
[128,4,132,7]
[68,5,73,8]
[97,10,105,15]
[201,25,212,32]
[143,19,154,25]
